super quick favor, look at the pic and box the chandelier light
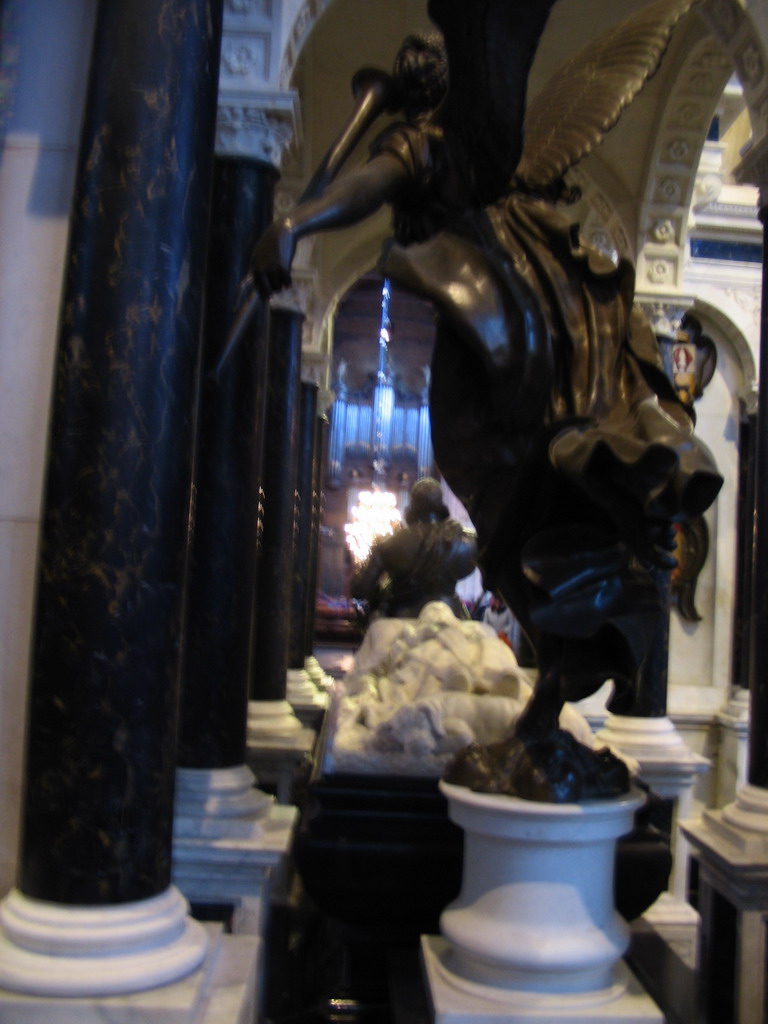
[344,488,401,563]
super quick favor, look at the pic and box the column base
[173,765,273,840]
[0,886,207,998]
[286,669,329,732]
[686,782,768,860]
[0,924,258,1023]
[246,702,315,803]
[596,714,710,899]
[682,784,768,1024]
[638,891,700,969]
[172,801,298,929]
[305,655,333,689]
[247,700,302,740]
[715,689,750,807]
[286,668,319,703]
[595,716,710,795]
[421,936,663,1023]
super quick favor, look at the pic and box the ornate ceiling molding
[217,0,300,164]
[700,0,768,140]
[637,35,733,292]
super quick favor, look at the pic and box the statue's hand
[249,217,296,296]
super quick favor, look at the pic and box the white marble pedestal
[596,714,710,901]
[246,701,316,803]
[172,766,298,934]
[682,783,768,1024]
[421,782,662,1023]
[638,890,700,969]
[286,668,329,730]
[716,690,750,807]
[422,937,660,1024]
[286,667,320,704]
[0,924,259,1024]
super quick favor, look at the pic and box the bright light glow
[344,489,401,563]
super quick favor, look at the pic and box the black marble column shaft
[250,308,304,701]
[608,566,671,718]
[748,206,768,787]
[289,382,320,670]
[178,158,277,769]
[19,0,223,905]
[732,409,757,694]
[305,414,329,658]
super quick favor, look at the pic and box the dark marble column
[250,308,304,702]
[178,157,276,769]
[288,382,320,671]
[18,0,223,906]
[305,414,329,661]
[608,566,671,718]
[732,407,757,695]
[747,204,768,788]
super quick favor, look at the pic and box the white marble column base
[638,891,700,969]
[173,765,273,840]
[286,667,316,700]
[716,690,750,807]
[0,885,207,998]
[693,783,768,859]
[286,668,328,709]
[247,699,302,740]
[682,784,768,1024]
[305,656,334,689]
[172,804,298,919]
[0,924,259,1023]
[421,936,663,1023]
[596,714,710,900]
[596,715,710,794]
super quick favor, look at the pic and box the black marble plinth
[178,158,277,768]
[19,0,224,905]
[250,308,303,701]
[294,773,464,936]
[289,382,319,670]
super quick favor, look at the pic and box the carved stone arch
[689,294,758,402]
[309,229,385,386]
[318,253,382,370]
[698,0,768,145]
[280,0,336,88]
[567,164,635,263]
[636,28,735,293]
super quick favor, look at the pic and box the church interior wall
[0,0,767,928]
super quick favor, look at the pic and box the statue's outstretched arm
[250,153,409,297]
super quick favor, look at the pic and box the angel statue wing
[515,0,700,189]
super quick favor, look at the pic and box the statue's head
[405,477,450,525]
[393,33,448,120]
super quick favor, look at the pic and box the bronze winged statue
[245,0,723,801]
